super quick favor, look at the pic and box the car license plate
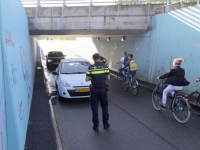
[55,62,59,64]
[76,88,90,92]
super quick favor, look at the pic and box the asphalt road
[37,40,200,150]
[25,46,57,150]
[51,76,200,150]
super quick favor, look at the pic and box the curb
[49,97,63,150]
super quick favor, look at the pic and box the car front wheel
[58,95,63,102]
[56,84,63,102]
[46,63,50,69]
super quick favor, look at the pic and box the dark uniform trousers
[90,87,109,126]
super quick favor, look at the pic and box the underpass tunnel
[1,0,200,149]
[35,36,148,97]
[35,25,200,95]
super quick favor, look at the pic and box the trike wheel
[131,81,139,96]
[117,71,123,83]
[152,89,162,110]
[172,96,191,123]
[189,92,200,116]
[123,82,129,91]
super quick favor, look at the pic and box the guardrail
[21,0,159,7]
[155,0,199,13]
[21,0,199,7]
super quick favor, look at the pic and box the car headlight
[48,59,52,62]
[60,78,70,87]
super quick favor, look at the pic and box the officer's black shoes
[93,126,99,131]
[104,123,110,129]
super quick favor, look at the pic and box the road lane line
[49,97,63,150]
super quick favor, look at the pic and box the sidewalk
[25,46,57,150]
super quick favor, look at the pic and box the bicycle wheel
[172,96,191,123]
[117,71,122,83]
[131,80,139,96]
[152,89,162,110]
[189,92,200,116]
[123,82,129,91]
[122,75,126,83]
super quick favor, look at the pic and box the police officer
[100,55,109,66]
[86,53,110,131]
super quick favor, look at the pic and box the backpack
[123,56,128,65]
[130,60,138,71]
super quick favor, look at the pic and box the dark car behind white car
[46,51,66,69]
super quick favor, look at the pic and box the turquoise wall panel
[93,5,200,94]
[0,0,7,149]
[0,0,36,149]
[152,12,200,93]
[0,33,7,150]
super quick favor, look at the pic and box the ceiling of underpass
[30,29,149,37]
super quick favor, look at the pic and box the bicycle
[117,67,126,83]
[123,74,139,96]
[152,80,191,123]
[188,80,200,115]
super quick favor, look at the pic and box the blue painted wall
[0,0,36,149]
[0,1,7,150]
[0,1,199,149]
[93,5,200,94]
[0,32,7,150]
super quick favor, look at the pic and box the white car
[52,58,91,100]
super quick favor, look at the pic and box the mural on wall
[0,132,3,150]
[0,98,1,109]
[20,47,31,106]
[18,100,23,120]
[112,43,118,51]
[108,43,117,69]
[1,0,37,148]
[135,40,140,51]
[0,69,6,150]
[0,85,2,111]
[10,60,17,87]
[5,29,14,48]
[196,44,200,49]
[0,112,6,150]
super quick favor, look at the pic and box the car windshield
[48,52,63,57]
[61,61,90,74]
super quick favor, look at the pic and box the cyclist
[157,58,190,110]
[196,78,200,82]
[117,52,128,80]
[122,54,138,83]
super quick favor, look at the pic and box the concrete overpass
[23,1,197,36]
[24,4,159,36]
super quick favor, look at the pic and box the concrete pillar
[88,0,92,29]
[34,0,40,29]
[166,0,170,12]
